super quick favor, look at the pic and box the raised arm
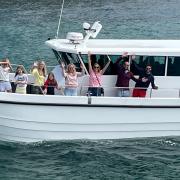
[0,61,9,65]
[130,56,144,75]
[77,63,85,77]
[88,51,93,73]
[115,52,128,64]
[5,58,13,71]
[0,59,12,72]
[115,56,123,64]
[61,62,67,77]
[101,56,111,75]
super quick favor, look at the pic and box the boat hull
[0,93,180,142]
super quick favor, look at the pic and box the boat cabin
[45,37,180,98]
[1,22,180,143]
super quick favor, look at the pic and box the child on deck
[14,65,28,94]
[43,72,58,95]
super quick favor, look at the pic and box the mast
[56,0,65,38]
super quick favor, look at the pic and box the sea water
[0,0,180,179]
[1,138,180,179]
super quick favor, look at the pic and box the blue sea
[1,0,180,179]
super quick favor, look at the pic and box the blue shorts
[117,89,130,97]
[64,88,77,96]
[0,81,12,92]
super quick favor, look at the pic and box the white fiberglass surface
[46,39,180,55]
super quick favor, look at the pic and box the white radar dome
[83,22,91,30]
[66,32,84,43]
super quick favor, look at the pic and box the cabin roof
[45,39,180,56]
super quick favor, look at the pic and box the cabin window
[167,56,180,76]
[52,50,82,71]
[52,50,80,64]
[52,49,60,62]
[80,54,117,75]
[60,52,80,64]
[131,56,166,76]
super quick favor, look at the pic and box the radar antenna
[56,0,65,38]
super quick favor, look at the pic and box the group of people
[0,52,158,97]
[114,52,158,97]
[0,58,86,96]
[0,59,54,95]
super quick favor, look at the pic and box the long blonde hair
[66,63,76,76]
[37,61,47,77]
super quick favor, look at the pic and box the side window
[80,54,119,75]
[97,55,115,75]
[131,56,166,76]
[53,51,82,71]
[52,49,61,62]
[167,56,180,76]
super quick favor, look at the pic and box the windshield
[52,50,83,71]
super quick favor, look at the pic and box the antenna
[56,0,65,39]
[83,21,102,42]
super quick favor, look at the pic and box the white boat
[0,21,180,142]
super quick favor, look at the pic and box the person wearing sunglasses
[131,56,158,97]
[88,51,111,96]
[114,52,137,97]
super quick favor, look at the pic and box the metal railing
[7,64,180,98]
[8,82,180,98]
[11,64,56,74]
[79,86,180,98]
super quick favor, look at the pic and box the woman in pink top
[62,63,84,96]
[88,52,111,96]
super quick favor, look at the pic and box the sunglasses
[94,66,100,69]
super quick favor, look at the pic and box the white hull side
[0,97,180,142]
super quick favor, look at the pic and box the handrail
[11,64,28,74]
[79,85,180,98]
[9,76,180,93]
[8,82,180,98]
[80,85,180,91]
[11,64,57,73]
[150,88,152,98]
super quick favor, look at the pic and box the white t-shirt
[14,74,28,88]
[0,66,10,81]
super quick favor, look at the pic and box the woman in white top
[61,63,84,96]
[0,58,13,92]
